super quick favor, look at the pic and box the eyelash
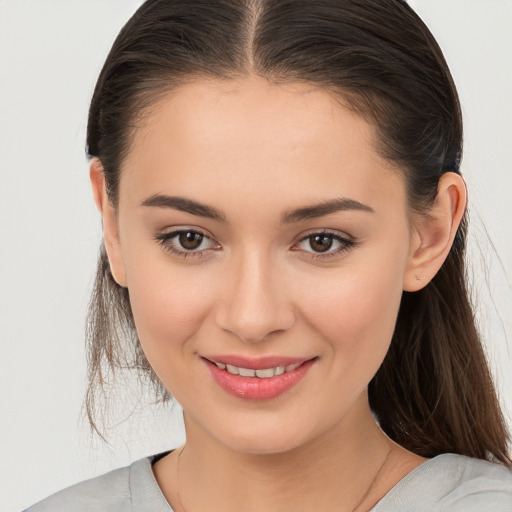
[154,229,358,260]
[154,229,219,259]
[294,231,358,260]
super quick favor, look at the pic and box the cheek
[125,258,215,371]
[299,256,406,377]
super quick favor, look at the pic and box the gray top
[24,452,512,512]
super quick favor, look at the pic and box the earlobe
[89,159,128,288]
[404,172,467,292]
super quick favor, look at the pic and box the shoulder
[434,454,512,511]
[23,465,131,512]
[23,454,173,512]
[374,453,512,512]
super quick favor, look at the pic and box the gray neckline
[130,452,453,512]
[129,452,511,511]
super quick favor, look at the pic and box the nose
[214,248,295,344]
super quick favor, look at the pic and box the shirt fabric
[24,452,512,512]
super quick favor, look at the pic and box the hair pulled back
[86,0,510,464]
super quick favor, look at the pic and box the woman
[25,0,512,510]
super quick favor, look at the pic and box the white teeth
[255,368,275,378]
[216,362,303,378]
[274,365,285,376]
[226,364,239,375]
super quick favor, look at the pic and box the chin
[210,418,323,456]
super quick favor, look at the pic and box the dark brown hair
[85,0,510,463]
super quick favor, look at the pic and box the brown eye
[178,231,204,250]
[155,228,219,257]
[308,234,334,253]
[293,231,356,259]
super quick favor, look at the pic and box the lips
[217,361,301,378]
[202,355,317,400]
[202,354,311,370]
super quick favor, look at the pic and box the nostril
[222,327,286,345]
[215,304,296,344]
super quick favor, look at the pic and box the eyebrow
[140,194,227,222]
[281,198,375,223]
[140,194,374,223]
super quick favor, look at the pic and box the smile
[203,356,317,400]
[213,362,302,378]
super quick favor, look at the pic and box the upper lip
[202,354,316,369]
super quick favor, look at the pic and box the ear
[403,172,467,292]
[89,159,127,288]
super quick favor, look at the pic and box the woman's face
[109,76,418,454]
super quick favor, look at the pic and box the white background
[1,1,511,511]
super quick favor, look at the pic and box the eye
[307,234,336,253]
[154,229,220,257]
[293,231,357,259]
[176,231,207,250]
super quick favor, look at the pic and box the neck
[153,395,425,512]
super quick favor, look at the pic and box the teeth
[216,362,303,378]
[255,368,275,378]
[226,364,239,375]
[274,365,285,376]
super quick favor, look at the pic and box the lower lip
[204,359,316,400]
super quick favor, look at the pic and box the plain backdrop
[1,1,511,511]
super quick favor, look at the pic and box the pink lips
[202,355,317,400]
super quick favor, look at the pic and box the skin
[91,75,466,512]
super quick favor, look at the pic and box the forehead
[120,76,404,214]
